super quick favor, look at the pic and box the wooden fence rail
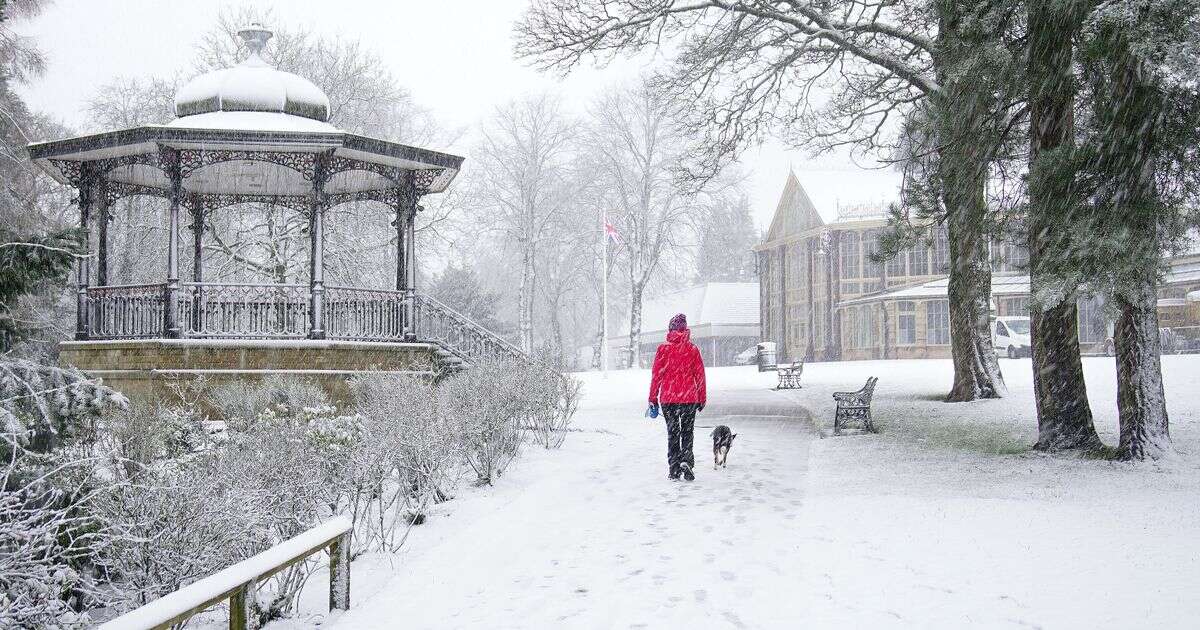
[98,516,352,630]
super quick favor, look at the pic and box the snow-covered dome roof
[172,24,331,125]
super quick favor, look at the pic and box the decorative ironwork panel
[105,181,170,205]
[86,283,168,339]
[190,192,311,213]
[327,187,405,210]
[181,282,309,339]
[176,149,319,180]
[412,168,443,194]
[324,286,407,341]
[326,155,406,185]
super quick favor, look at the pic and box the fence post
[229,579,257,630]
[329,531,351,610]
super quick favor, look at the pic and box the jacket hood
[666,328,691,344]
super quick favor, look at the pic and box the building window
[909,243,929,276]
[932,226,950,274]
[862,229,881,279]
[1000,297,1030,317]
[886,245,906,278]
[840,231,861,279]
[926,300,950,344]
[897,301,916,345]
[1078,295,1108,343]
[861,306,876,348]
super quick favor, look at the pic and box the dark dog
[711,425,737,469]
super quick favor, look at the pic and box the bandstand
[29,26,525,398]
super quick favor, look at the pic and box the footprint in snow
[694,589,708,603]
[720,571,736,582]
[721,611,748,628]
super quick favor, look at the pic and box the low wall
[59,339,440,403]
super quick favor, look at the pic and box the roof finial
[238,23,273,63]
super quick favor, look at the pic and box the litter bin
[756,342,777,372]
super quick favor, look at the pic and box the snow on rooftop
[619,282,759,336]
[163,111,339,133]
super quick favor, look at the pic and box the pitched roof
[619,282,759,336]
[763,171,824,243]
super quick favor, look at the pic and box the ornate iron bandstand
[30,26,523,396]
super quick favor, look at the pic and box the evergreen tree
[1026,0,1103,452]
[696,191,758,284]
[1069,0,1200,459]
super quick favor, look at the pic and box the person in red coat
[648,313,707,481]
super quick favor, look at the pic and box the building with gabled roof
[754,172,1200,362]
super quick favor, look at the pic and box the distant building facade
[754,173,1200,362]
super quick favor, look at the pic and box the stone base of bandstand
[59,339,440,405]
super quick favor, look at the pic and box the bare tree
[474,94,576,352]
[516,0,1020,400]
[586,81,698,368]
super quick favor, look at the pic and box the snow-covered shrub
[208,374,329,431]
[95,455,269,611]
[520,371,580,449]
[0,434,110,629]
[441,357,527,485]
[0,360,127,454]
[353,374,463,549]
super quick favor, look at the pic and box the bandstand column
[188,196,204,334]
[309,156,330,339]
[74,167,95,340]
[164,149,183,338]
[96,178,110,287]
[397,176,419,341]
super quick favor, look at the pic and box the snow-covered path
[329,368,818,629]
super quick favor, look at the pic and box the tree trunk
[1106,37,1171,460]
[1027,0,1101,450]
[628,282,644,368]
[1114,282,1170,459]
[935,4,1005,402]
[940,150,1005,401]
[519,239,533,353]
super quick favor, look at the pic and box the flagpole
[601,208,609,376]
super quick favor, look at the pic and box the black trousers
[662,403,698,476]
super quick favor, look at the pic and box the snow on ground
[269,356,1200,629]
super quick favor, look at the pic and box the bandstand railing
[79,283,543,370]
[324,285,409,341]
[182,282,310,339]
[86,283,169,339]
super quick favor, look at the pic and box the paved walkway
[328,373,817,629]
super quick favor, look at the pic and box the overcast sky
[15,0,901,230]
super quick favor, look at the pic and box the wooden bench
[775,359,804,389]
[833,376,878,434]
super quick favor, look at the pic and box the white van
[993,316,1031,358]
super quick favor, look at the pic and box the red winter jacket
[648,328,707,405]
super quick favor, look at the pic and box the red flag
[604,221,622,245]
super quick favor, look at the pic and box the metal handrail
[415,293,527,358]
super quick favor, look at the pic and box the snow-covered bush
[0,360,127,454]
[353,374,463,548]
[520,371,580,449]
[0,434,110,629]
[208,375,329,432]
[441,357,527,485]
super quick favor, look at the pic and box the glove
[646,404,660,419]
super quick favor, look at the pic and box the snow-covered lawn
[274,356,1199,629]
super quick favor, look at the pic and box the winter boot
[680,462,695,482]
